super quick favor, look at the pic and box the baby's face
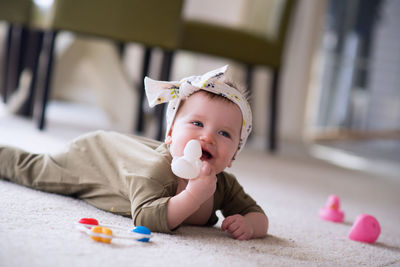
[166,91,242,174]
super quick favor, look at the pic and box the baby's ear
[165,125,174,144]
[227,157,235,168]
[227,153,237,168]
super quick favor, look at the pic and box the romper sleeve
[216,172,265,218]
[119,140,177,234]
[126,175,175,233]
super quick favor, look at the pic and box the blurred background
[0,0,399,179]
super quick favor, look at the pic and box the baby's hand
[221,214,254,240]
[185,162,217,204]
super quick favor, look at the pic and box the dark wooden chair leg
[135,46,152,133]
[15,26,29,94]
[116,42,125,58]
[269,68,280,153]
[3,25,26,103]
[35,30,57,130]
[1,25,13,103]
[19,30,44,117]
[155,50,174,141]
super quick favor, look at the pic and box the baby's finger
[221,216,236,231]
[231,227,245,239]
[221,221,228,231]
[227,222,240,233]
[221,217,231,229]
[236,232,250,241]
[200,162,212,176]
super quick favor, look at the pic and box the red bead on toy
[78,218,99,226]
[319,195,344,223]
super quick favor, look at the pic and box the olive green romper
[0,131,264,232]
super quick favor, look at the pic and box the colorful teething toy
[76,218,151,244]
[319,195,344,223]
[171,140,202,179]
[348,214,381,243]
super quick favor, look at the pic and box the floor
[1,99,400,267]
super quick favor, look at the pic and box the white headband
[144,65,252,154]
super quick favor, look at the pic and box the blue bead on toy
[132,226,151,242]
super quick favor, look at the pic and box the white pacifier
[171,140,202,179]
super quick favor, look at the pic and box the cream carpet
[1,107,400,267]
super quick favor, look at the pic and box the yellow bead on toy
[90,226,113,244]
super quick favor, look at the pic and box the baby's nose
[199,131,215,144]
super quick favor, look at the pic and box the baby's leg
[0,143,131,216]
[0,146,83,195]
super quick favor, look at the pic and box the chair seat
[181,20,281,68]
[30,0,183,49]
[0,0,31,24]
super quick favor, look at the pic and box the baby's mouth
[201,149,213,161]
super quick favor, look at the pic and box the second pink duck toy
[319,195,345,223]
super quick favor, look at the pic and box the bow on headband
[144,65,252,154]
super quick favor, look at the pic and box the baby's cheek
[170,141,185,158]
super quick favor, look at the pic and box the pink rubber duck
[319,195,344,223]
[348,214,381,243]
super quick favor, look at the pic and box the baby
[0,65,268,240]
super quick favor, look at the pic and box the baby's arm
[221,212,268,240]
[166,162,216,230]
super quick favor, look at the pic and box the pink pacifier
[319,195,344,223]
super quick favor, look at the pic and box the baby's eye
[192,121,203,127]
[218,131,231,138]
